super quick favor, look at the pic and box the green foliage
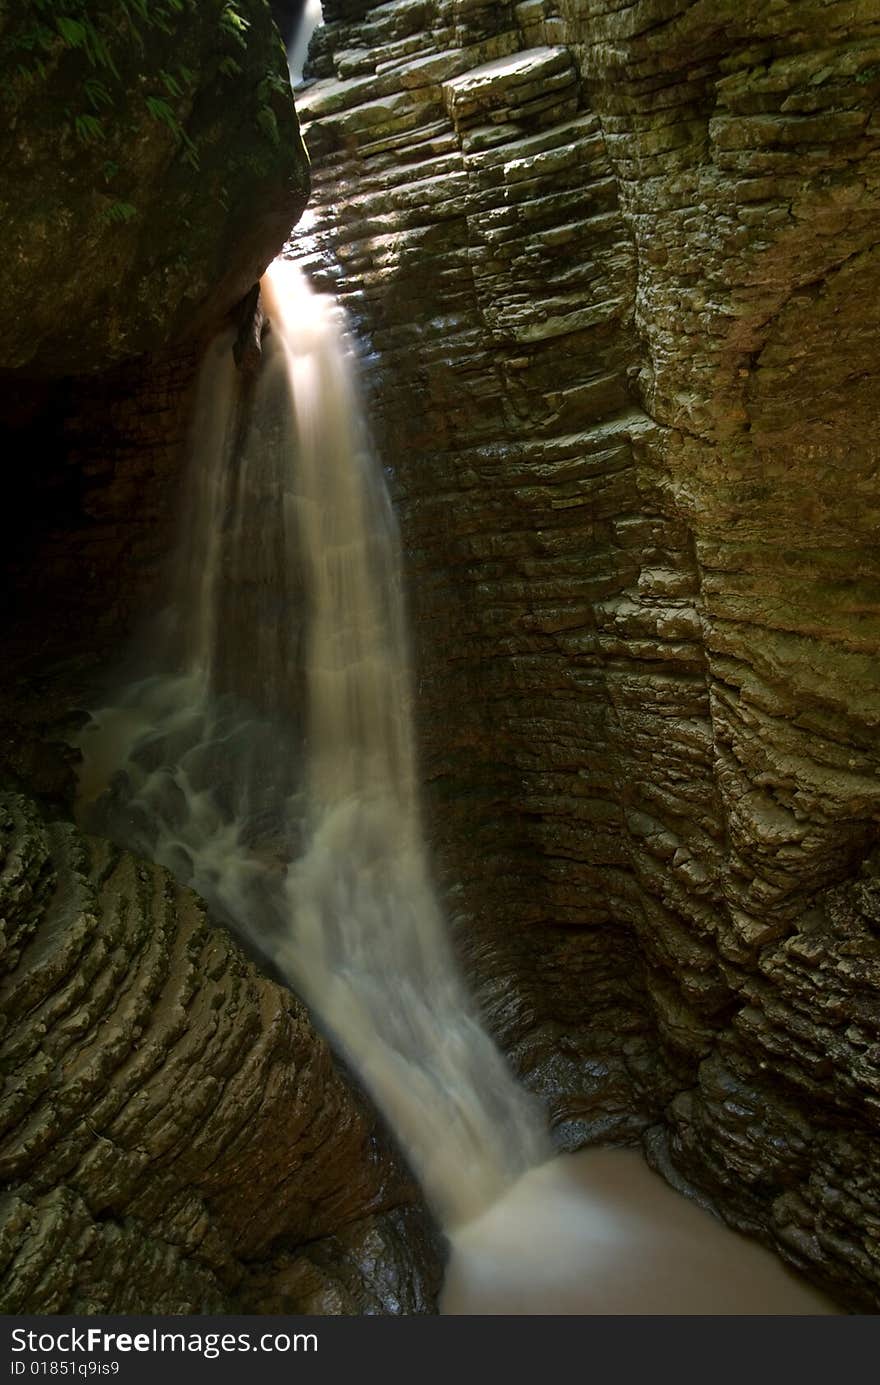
[83,77,112,110]
[145,92,200,168]
[219,3,250,48]
[1,0,298,250]
[258,70,290,101]
[160,70,183,98]
[56,17,88,50]
[102,199,138,224]
[145,93,175,126]
[121,0,151,20]
[0,1,201,170]
[53,11,119,76]
[255,71,289,154]
[73,111,104,143]
[256,106,280,148]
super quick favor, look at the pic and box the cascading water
[79,259,837,1313]
[78,258,549,1231]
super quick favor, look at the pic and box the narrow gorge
[1,0,879,1316]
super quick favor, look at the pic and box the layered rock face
[0,789,440,1312]
[293,0,880,1306]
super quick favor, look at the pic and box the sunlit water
[78,262,837,1312]
[288,0,322,84]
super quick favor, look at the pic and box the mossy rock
[0,0,310,374]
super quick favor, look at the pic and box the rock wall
[292,0,880,1307]
[0,789,441,1313]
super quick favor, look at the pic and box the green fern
[256,107,280,148]
[145,94,177,128]
[1,3,211,183]
[160,70,182,97]
[74,111,104,142]
[219,3,250,49]
[54,14,119,77]
[56,16,88,49]
[259,71,290,101]
[103,199,138,223]
[83,76,112,109]
[144,92,199,166]
[120,0,150,21]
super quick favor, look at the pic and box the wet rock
[0,0,309,375]
[0,788,441,1313]
[240,1207,444,1314]
[233,284,269,374]
[293,0,880,1308]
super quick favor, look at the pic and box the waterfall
[286,0,322,85]
[78,258,549,1230]
[76,261,841,1314]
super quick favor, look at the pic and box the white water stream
[79,259,548,1231]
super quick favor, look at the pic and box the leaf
[256,107,280,148]
[145,94,178,129]
[118,0,147,51]
[74,111,104,143]
[220,3,250,48]
[56,16,88,48]
[84,77,112,109]
[103,200,138,224]
[87,29,119,77]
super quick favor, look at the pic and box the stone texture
[240,1207,442,1314]
[292,0,880,1308]
[0,788,442,1313]
[0,0,309,375]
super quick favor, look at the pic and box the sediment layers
[0,789,441,1312]
[293,0,880,1307]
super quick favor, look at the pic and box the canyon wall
[293,0,880,1307]
[0,788,439,1313]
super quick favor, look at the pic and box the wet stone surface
[293,0,880,1309]
[0,788,443,1313]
